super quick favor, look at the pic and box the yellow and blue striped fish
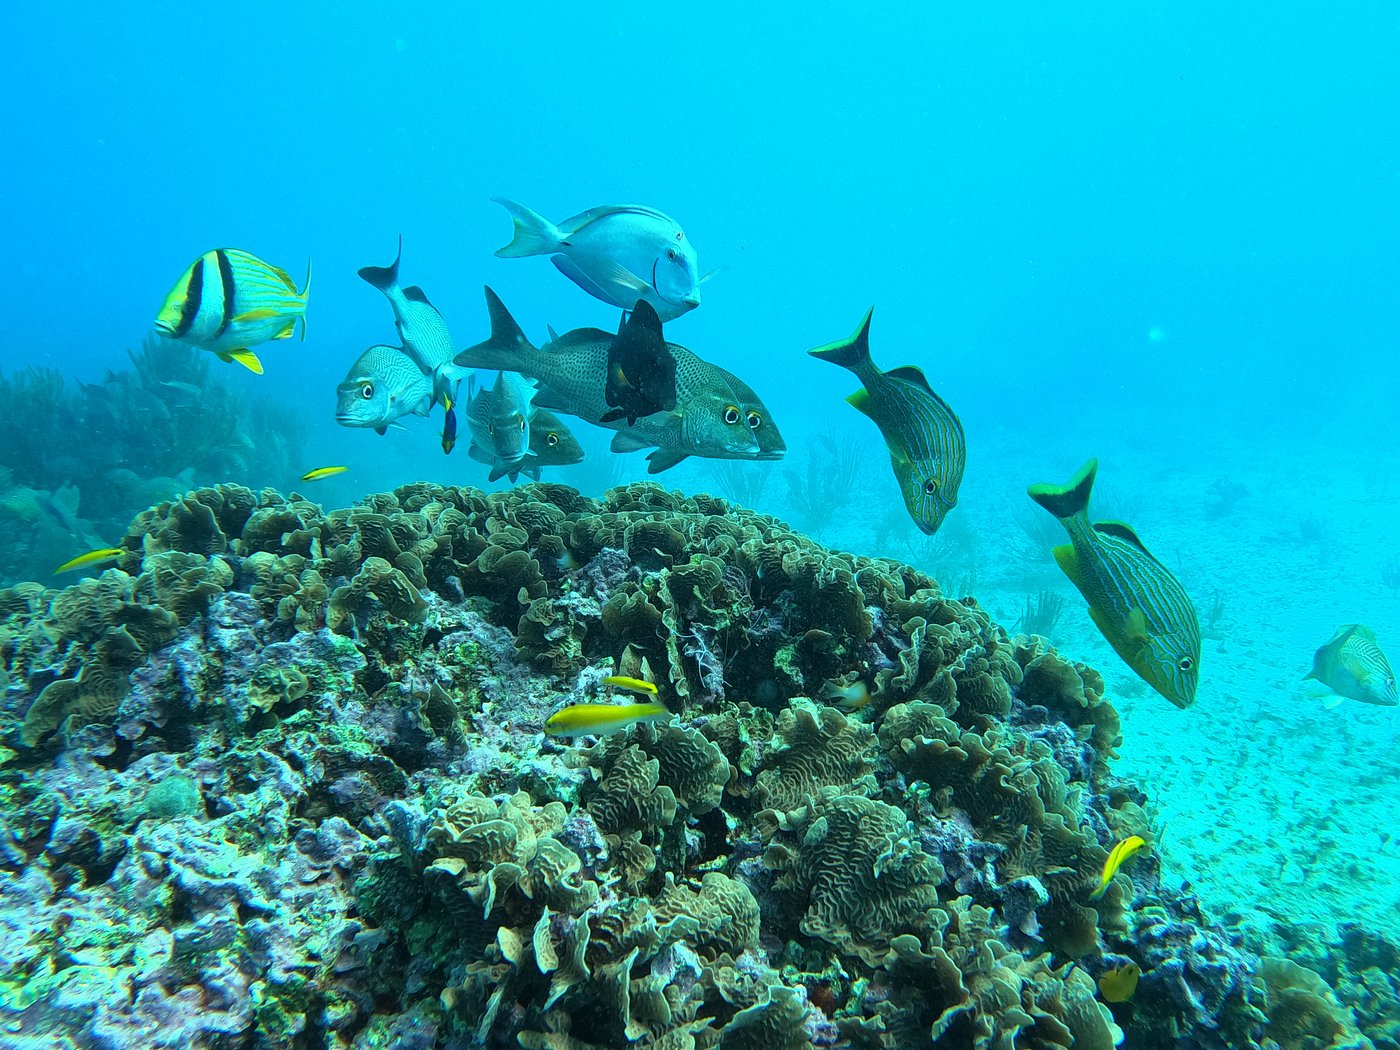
[155,248,311,374]
[1028,459,1200,708]
[808,308,965,535]
[1305,624,1397,707]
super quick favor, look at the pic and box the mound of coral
[0,481,1376,1048]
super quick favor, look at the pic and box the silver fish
[335,345,435,434]
[464,370,538,480]
[358,238,465,410]
[809,308,965,534]
[1305,624,1397,708]
[468,404,584,483]
[454,288,781,473]
[492,199,705,322]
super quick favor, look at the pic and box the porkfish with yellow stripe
[1028,459,1200,709]
[155,248,311,374]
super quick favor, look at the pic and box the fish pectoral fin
[231,308,279,324]
[646,448,688,473]
[222,349,264,375]
[844,387,876,419]
[1050,543,1080,583]
[600,260,649,293]
[1124,608,1151,646]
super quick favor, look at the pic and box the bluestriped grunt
[1028,459,1200,708]
[808,308,965,535]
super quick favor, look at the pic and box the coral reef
[0,481,1369,1048]
[0,339,304,587]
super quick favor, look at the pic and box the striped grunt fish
[155,248,310,374]
[1028,459,1201,709]
[1305,624,1397,707]
[808,308,965,535]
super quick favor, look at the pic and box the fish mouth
[650,260,697,311]
[153,320,176,336]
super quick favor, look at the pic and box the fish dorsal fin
[268,263,296,291]
[844,388,876,419]
[1093,520,1148,552]
[1337,623,1372,644]
[403,285,431,305]
[564,204,674,234]
[546,325,561,343]
[885,364,934,394]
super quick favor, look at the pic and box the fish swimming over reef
[1098,962,1141,1003]
[808,308,965,535]
[1089,834,1147,900]
[335,345,435,435]
[544,702,671,738]
[492,198,706,321]
[602,300,677,425]
[1304,624,1397,708]
[54,546,123,575]
[454,288,782,473]
[301,466,348,482]
[1028,459,1201,709]
[155,248,310,374]
[464,370,538,482]
[603,675,658,696]
[467,398,583,484]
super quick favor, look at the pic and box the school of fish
[143,199,1397,728]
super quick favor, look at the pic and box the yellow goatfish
[602,675,658,696]
[55,547,124,574]
[301,466,349,482]
[1098,961,1141,1003]
[544,702,670,738]
[1090,835,1148,900]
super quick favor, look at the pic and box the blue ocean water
[3,2,1400,1044]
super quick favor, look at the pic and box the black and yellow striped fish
[1028,459,1201,709]
[155,248,311,374]
[808,308,965,534]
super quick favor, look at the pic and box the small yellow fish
[818,680,872,712]
[1098,961,1141,1002]
[301,466,349,482]
[54,547,124,574]
[544,702,670,738]
[602,675,658,696]
[1090,835,1148,900]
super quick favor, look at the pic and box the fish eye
[923,479,939,495]
[667,247,679,262]
[723,405,741,425]
[1178,656,1194,672]
[546,432,559,446]
[519,418,526,431]
[746,411,762,429]
[359,383,374,399]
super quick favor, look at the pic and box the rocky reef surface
[0,481,1381,1048]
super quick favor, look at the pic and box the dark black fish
[600,300,677,425]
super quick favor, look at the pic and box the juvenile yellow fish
[819,680,872,712]
[544,702,669,738]
[54,547,123,574]
[602,675,658,696]
[1090,835,1147,900]
[1098,961,1141,1003]
[301,466,349,482]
